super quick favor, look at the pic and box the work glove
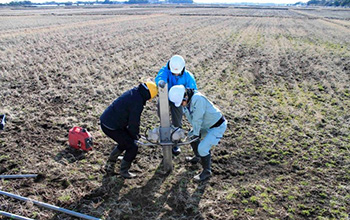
[158,80,166,88]
[133,135,140,145]
[188,130,200,140]
[188,130,199,137]
[130,134,140,141]
[135,134,141,140]
[188,129,194,137]
[190,135,199,140]
[188,134,199,141]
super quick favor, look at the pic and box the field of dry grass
[0,5,350,220]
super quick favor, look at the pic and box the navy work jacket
[100,84,150,140]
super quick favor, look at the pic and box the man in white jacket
[169,85,227,181]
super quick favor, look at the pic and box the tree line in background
[0,0,193,6]
[307,0,350,6]
[0,0,349,7]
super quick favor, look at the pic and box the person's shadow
[49,167,125,220]
[49,160,207,220]
[115,162,207,220]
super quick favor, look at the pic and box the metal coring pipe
[0,190,101,220]
[0,211,34,220]
[0,174,38,179]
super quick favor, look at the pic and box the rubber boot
[105,146,122,174]
[194,154,212,182]
[172,145,181,156]
[120,159,136,179]
[185,140,200,164]
[108,145,123,163]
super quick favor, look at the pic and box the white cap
[169,55,185,74]
[169,85,186,107]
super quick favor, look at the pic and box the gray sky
[0,0,308,4]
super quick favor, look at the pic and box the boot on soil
[172,145,181,156]
[108,145,123,163]
[120,159,136,179]
[104,160,116,175]
[185,140,200,164]
[194,154,212,182]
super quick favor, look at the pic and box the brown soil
[0,5,350,220]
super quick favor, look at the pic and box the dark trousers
[157,100,183,128]
[101,124,138,163]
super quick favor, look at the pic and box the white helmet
[169,85,186,107]
[169,55,185,74]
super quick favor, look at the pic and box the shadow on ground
[50,160,207,220]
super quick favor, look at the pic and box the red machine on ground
[68,127,93,151]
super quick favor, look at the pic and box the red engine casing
[68,127,93,151]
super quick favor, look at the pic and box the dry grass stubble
[0,5,349,220]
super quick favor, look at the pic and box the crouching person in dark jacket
[100,82,158,178]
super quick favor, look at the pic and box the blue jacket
[100,84,150,140]
[183,91,222,136]
[155,62,197,90]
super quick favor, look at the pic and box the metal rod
[159,83,171,129]
[0,190,101,220]
[0,174,38,179]
[158,83,173,172]
[137,136,199,147]
[175,137,200,146]
[136,140,157,146]
[0,211,34,220]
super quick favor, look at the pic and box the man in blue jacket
[155,55,197,155]
[100,82,158,178]
[169,85,227,181]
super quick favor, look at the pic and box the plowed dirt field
[0,5,350,220]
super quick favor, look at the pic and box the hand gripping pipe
[0,211,34,220]
[0,190,101,220]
